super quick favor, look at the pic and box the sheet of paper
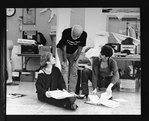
[99,92,112,101]
[85,93,120,108]
[85,100,120,108]
[112,98,128,103]
[85,101,100,105]
[99,100,120,108]
[48,90,74,99]
[7,93,26,99]
[88,95,100,103]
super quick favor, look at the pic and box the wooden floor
[6,81,141,115]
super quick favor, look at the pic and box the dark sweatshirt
[92,57,119,90]
[35,66,66,99]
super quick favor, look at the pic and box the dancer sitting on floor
[78,45,120,99]
[35,52,78,110]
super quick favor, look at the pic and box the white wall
[56,8,71,70]
[70,8,85,29]
[84,8,107,51]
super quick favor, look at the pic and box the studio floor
[6,81,141,115]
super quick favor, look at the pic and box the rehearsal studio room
[6,8,141,115]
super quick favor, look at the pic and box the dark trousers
[81,68,120,95]
[37,95,76,109]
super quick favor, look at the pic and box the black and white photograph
[4,7,141,116]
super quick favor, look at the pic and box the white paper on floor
[85,92,122,108]
[100,92,112,101]
[87,95,100,103]
[98,100,120,108]
[7,93,27,99]
[112,98,128,103]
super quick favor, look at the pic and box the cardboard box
[20,72,34,82]
[119,78,139,92]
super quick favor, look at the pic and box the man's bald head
[71,25,83,40]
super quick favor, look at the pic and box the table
[17,54,41,71]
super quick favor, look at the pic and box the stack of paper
[48,90,74,99]
[17,38,36,45]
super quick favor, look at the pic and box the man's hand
[92,88,97,95]
[45,91,52,98]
